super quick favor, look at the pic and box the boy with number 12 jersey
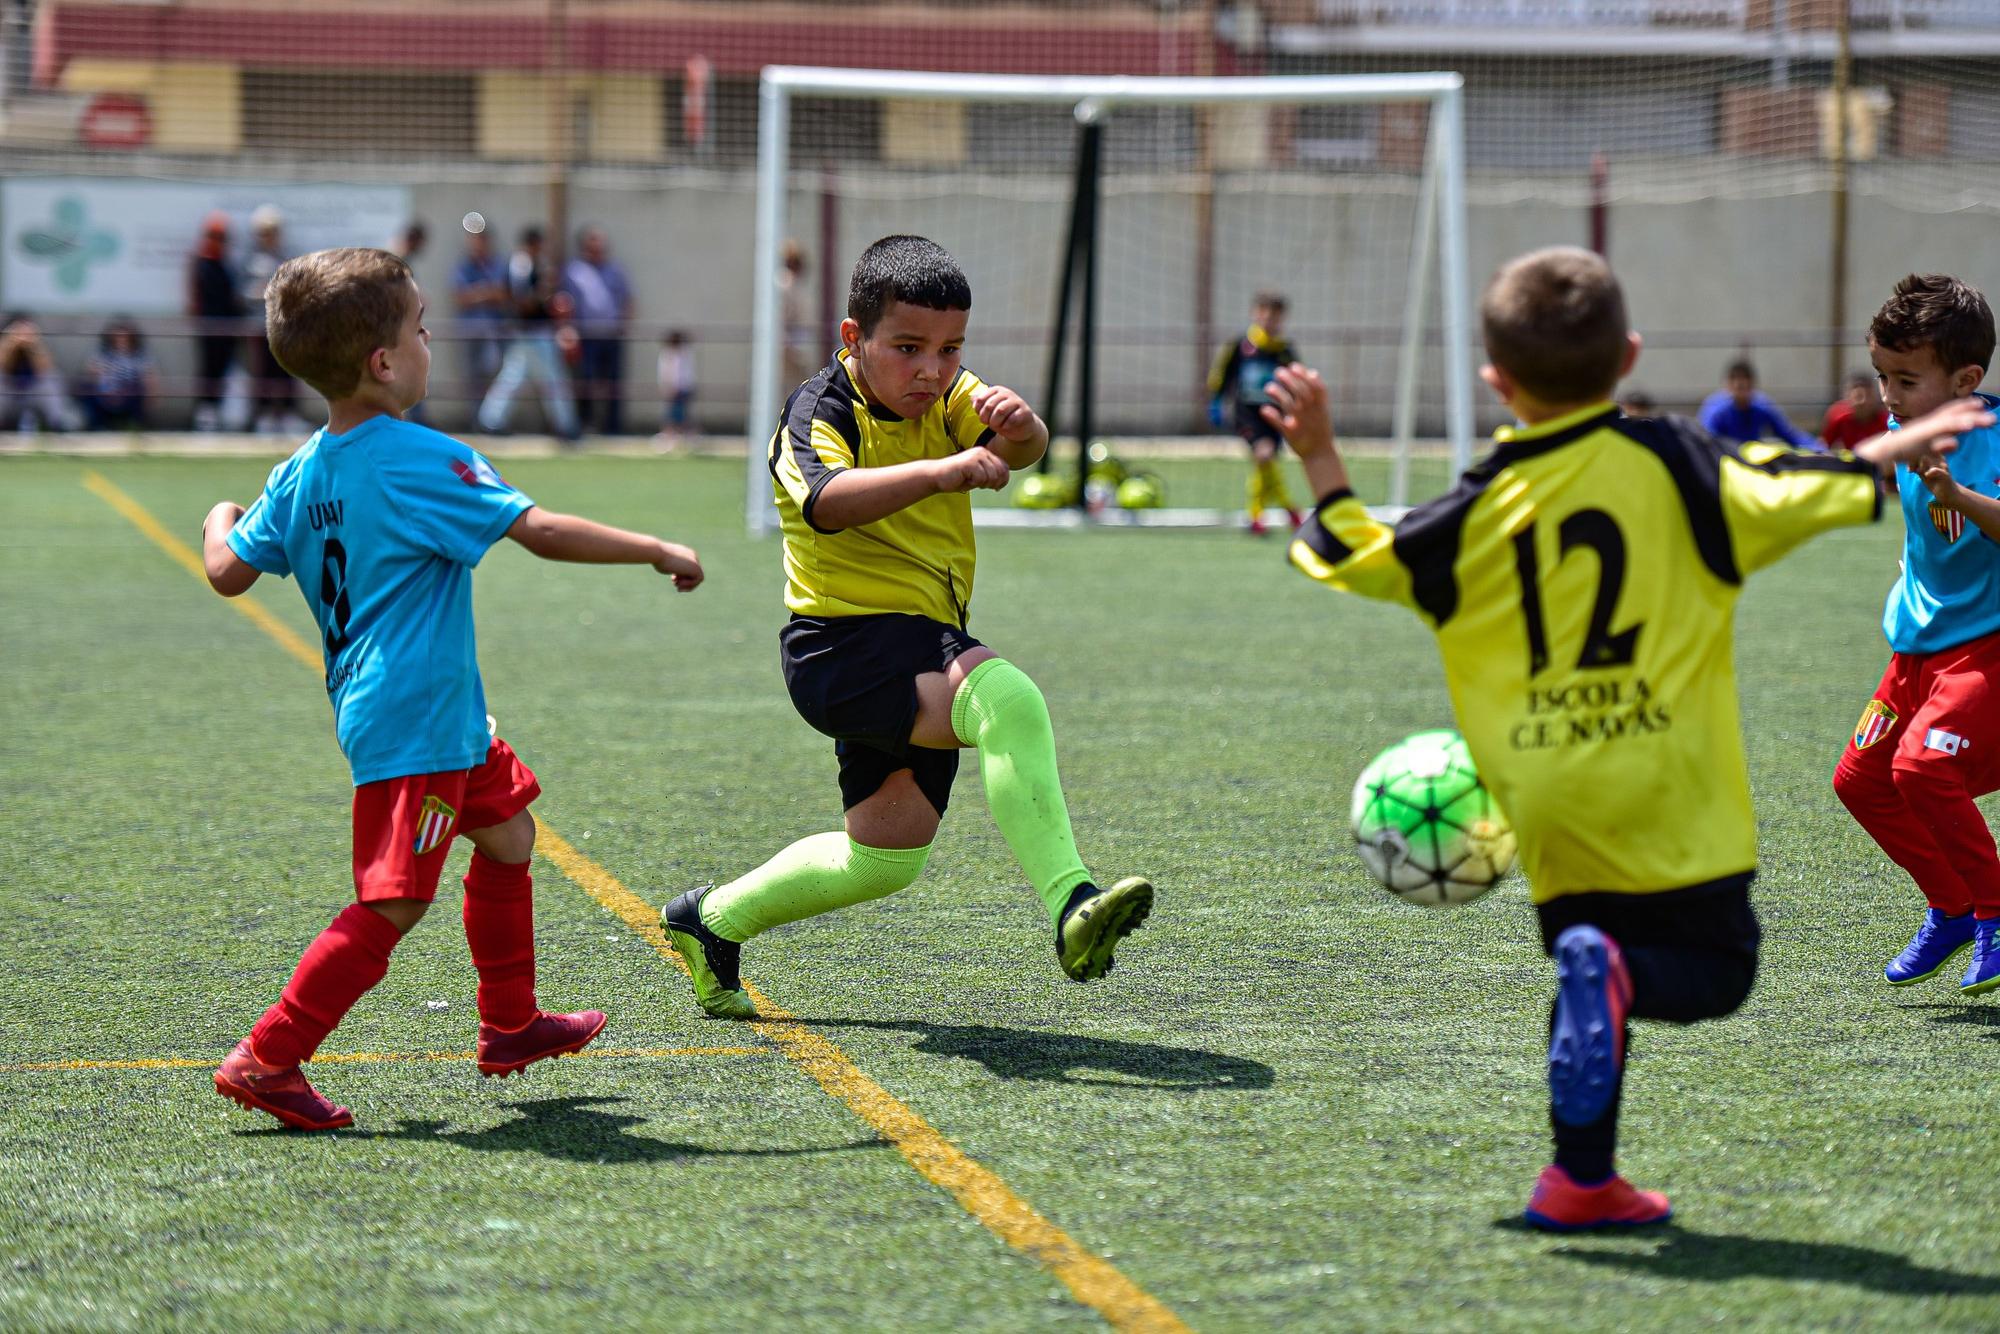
[1265,247,1981,1230]
[200,248,704,1131]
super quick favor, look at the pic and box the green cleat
[662,886,758,1020]
[1056,876,1153,982]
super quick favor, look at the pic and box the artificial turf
[3,453,1998,1331]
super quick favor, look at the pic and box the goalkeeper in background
[1209,291,1303,535]
[1265,245,1987,1230]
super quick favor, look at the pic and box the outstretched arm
[202,502,261,597]
[1261,363,1351,501]
[505,507,703,590]
[1852,397,1995,475]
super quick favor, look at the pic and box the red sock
[463,853,536,1030]
[249,902,402,1068]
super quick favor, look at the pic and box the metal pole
[547,0,571,269]
[1042,115,1096,472]
[1829,0,1853,401]
[1435,83,1475,477]
[1073,108,1104,509]
[1391,125,1441,510]
[746,77,791,535]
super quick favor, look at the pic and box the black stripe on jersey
[943,367,998,451]
[770,355,863,534]
[1298,488,1357,564]
[1609,414,1878,585]
[1385,409,1624,627]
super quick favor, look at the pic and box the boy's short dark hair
[1725,359,1756,382]
[1618,389,1656,414]
[1869,273,1996,377]
[265,248,415,398]
[847,235,971,335]
[1253,291,1288,313]
[1480,247,1628,404]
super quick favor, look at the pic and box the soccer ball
[1116,474,1163,509]
[1350,729,1516,906]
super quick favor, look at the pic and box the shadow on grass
[1495,1219,2000,1295]
[806,1018,1274,1090]
[361,1096,885,1165]
[1913,1002,2000,1036]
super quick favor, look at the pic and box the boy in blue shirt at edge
[1833,273,2000,995]
[1698,358,1822,451]
[200,248,705,1131]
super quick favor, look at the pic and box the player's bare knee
[845,770,941,850]
[365,897,431,934]
[944,646,999,691]
[466,809,536,864]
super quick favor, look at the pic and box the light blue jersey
[228,416,534,784]
[1884,392,2000,654]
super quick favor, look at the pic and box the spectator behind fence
[392,220,427,263]
[1617,387,1657,417]
[451,216,509,410]
[0,314,80,431]
[658,329,695,443]
[82,318,159,430]
[1698,358,1820,450]
[563,226,634,435]
[187,212,245,432]
[778,239,814,389]
[476,225,579,442]
[1822,369,1890,451]
[242,206,307,435]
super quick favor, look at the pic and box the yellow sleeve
[1287,492,1419,609]
[1207,339,1239,396]
[770,415,858,532]
[1719,442,1880,576]
[944,369,995,452]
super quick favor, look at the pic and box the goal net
[744,67,1475,534]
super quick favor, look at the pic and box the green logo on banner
[18,196,121,292]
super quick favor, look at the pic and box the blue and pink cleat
[1548,924,1632,1129]
[1524,1164,1671,1231]
[1885,908,1978,987]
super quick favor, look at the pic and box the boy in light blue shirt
[1832,273,2000,996]
[201,247,704,1131]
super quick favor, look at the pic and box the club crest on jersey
[1929,502,1965,543]
[1853,699,1897,750]
[413,795,457,855]
[450,455,504,489]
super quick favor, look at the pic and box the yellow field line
[0,1047,768,1074]
[87,469,1189,1334]
[82,470,323,673]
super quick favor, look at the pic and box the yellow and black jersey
[769,349,995,626]
[1208,324,1295,414]
[1290,402,1880,903]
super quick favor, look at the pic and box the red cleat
[213,1039,353,1132]
[1523,1164,1672,1232]
[476,1009,607,1077]
[1247,517,1269,537]
[1287,508,1305,529]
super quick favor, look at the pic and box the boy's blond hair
[1480,247,1628,405]
[265,248,415,398]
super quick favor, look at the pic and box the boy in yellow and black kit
[661,235,1152,1018]
[1263,246,1986,1229]
[1209,291,1303,535]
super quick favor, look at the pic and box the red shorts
[351,738,541,903]
[1843,629,2000,794]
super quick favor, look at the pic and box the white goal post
[745,66,1476,535]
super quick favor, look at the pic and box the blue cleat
[1885,908,1978,986]
[1960,919,2000,996]
[1548,925,1632,1128]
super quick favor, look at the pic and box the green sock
[950,657,1094,925]
[700,833,930,943]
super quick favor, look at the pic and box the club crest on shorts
[1853,699,1897,750]
[1929,502,1965,543]
[413,795,457,856]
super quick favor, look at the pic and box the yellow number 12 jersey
[1291,403,1879,903]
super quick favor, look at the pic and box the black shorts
[1533,874,1761,961]
[780,613,984,815]
[1235,409,1280,449]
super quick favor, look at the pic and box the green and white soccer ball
[1350,729,1517,907]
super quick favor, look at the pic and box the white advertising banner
[0,178,412,314]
